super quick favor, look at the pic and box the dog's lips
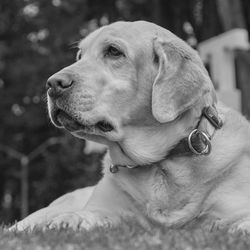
[54,110,114,133]
[56,110,83,132]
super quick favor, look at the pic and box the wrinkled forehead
[78,21,165,52]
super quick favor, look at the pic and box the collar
[110,106,223,174]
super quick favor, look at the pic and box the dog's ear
[152,37,210,123]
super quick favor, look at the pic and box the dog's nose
[46,74,73,96]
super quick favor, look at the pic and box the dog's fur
[13,21,250,232]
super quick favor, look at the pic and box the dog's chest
[108,161,195,210]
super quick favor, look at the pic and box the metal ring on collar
[188,129,211,155]
[110,164,119,173]
[109,164,137,173]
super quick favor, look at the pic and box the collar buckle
[188,129,211,155]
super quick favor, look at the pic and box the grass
[1,222,250,250]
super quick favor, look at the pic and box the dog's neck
[102,104,225,227]
[107,105,202,166]
[166,106,222,158]
[108,104,222,173]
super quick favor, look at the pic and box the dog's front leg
[148,203,199,228]
[48,176,141,230]
[47,210,117,230]
[148,188,208,228]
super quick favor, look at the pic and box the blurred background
[1,0,250,224]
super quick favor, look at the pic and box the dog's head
[47,21,215,165]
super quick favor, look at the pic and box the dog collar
[166,106,223,158]
[110,106,223,174]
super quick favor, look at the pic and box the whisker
[41,93,47,103]
[68,40,81,50]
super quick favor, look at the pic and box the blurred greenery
[0,0,250,224]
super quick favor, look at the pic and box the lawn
[1,222,250,250]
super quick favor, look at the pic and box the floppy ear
[152,37,210,123]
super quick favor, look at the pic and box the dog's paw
[48,212,85,230]
[9,220,46,232]
[47,212,95,230]
[228,220,250,235]
[8,222,30,232]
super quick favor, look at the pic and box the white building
[198,28,249,111]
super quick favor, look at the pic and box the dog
[12,21,250,232]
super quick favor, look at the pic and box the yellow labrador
[13,21,250,232]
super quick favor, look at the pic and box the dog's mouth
[53,109,114,133]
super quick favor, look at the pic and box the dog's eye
[105,45,124,58]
